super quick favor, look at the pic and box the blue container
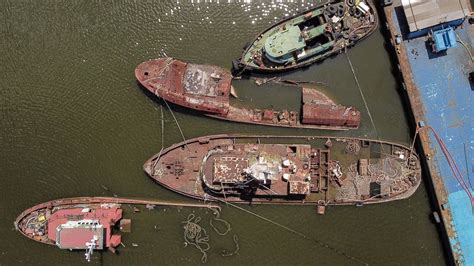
[432,27,457,53]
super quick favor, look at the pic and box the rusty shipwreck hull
[135,58,360,130]
[144,134,422,206]
[15,197,126,248]
[15,197,218,246]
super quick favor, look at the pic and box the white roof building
[401,0,470,32]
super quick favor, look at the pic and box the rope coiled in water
[221,235,240,257]
[182,214,210,263]
[209,208,231,236]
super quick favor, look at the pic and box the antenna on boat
[84,236,98,262]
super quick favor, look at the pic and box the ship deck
[148,135,420,205]
[384,1,473,264]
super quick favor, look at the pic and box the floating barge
[144,135,421,207]
[232,0,378,74]
[383,0,472,263]
[135,58,360,130]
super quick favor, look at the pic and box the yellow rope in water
[209,208,231,236]
[345,49,386,155]
[162,97,189,151]
[208,196,368,265]
[221,235,240,257]
[152,106,165,170]
[182,214,210,263]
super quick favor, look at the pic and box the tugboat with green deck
[232,0,378,74]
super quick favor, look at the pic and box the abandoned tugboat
[136,58,360,130]
[144,135,421,208]
[232,0,377,74]
[15,197,130,261]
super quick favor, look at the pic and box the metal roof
[56,225,104,250]
[401,0,470,32]
[432,27,458,52]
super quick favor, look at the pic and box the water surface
[0,1,445,265]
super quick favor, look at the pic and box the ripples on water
[0,1,445,265]
[151,1,323,65]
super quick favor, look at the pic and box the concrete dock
[382,0,473,264]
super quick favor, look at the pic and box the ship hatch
[289,181,311,195]
[370,182,381,198]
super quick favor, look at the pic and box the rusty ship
[232,0,378,74]
[15,197,219,259]
[15,197,132,260]
[144,135,421,208]
[135,58,360,130]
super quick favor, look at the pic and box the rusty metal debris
[14,197,220,261]
[144,135,421,206]
[136,58,361,130]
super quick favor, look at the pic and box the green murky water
[0,1,445,265]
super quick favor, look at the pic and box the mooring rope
[345,50,377,137]
[345,49,386,155]
[152,106,166,170]
[208,208,239,258]
[182,214,210,263]
[160,105,164,150]
[182,208,239,263]
[207,196,368,265]
[221,235,240,257]
[209,208,232,236]
[251,77,327,88]
[161,97,189,151]
[411,126,474,211]
[455,32,473,62]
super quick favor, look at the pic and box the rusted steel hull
[233,0,378,74]
[15,197,218,248]
[136,58,360,130]
[144,135,422,206]
[15,197,126,251]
